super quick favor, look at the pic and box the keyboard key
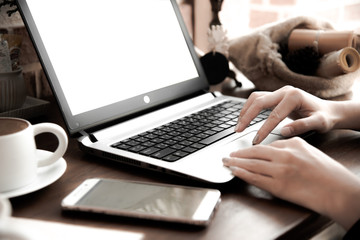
[200,127,235,145]
[155,143,169,149]
[204,130,216,135]
[183,147,197,153]
[181,132,194,138]
[135,137,149,143]
[191,143,206,149]
[179,140,193,146]
[173,136,186,142]
[211,127,224,132]
[129,145,147,153]
[140,147,160,155]
[171,144,185,150]
[151,138,164,144]
[173,151,189,157]
[219,123,231,129]
[197,133,209,139]
[169,131,181,136]
[127,140,140,146]
[204,123,216,128]
[112,143,131,150]
[160,134,173,140]
[142,141,156,147]
[164,139,177,145]
[189,129,202,135]
[144,133,157,139]
[163,155,180,162]
[151,148,176,158]
[188,137,201,142]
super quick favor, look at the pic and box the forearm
[323,174,360,230]
[330,101,360,131]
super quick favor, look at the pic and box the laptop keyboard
[111,100,271,162]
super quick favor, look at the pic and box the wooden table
[10,78,360,239]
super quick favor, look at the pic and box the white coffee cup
[0,117,68,193]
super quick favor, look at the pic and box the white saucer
[0,150,67,198]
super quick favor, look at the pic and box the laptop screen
[18,0,209,135]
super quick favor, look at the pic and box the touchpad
[228,131,283,150]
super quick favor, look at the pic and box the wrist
[329,101,344,130]
[324,174,360,230]
[331,101,360,130]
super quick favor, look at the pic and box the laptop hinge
[79,130,98,143]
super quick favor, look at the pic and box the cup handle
[33,123,68,167]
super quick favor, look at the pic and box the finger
[238,91,267,118]
[227,166,274,190]
[253,92,301,144]
[268,138,293,148]
[281,113,329,137]
[229,144,277,161]
[236,86,294,133]
[223,157,274,177]
[235,91,268,132]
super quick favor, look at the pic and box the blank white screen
[26,0,199,115]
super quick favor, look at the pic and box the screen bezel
[16,0,209,135]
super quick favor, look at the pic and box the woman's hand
[223,137,360,230]
[235,86,337,144]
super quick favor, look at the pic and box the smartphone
[61,178,221,226]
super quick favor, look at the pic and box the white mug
[0,117,68,193]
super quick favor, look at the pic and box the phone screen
[62,179,221,225]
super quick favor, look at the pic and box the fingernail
[229,166,238,172]
[222,158,230,164]
[235,116,244,132]
[252,133,259,145]
[234,120,241,132]
[281,126,293,137]
[234,125,239,132]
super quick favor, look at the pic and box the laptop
[17,0,289,183]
